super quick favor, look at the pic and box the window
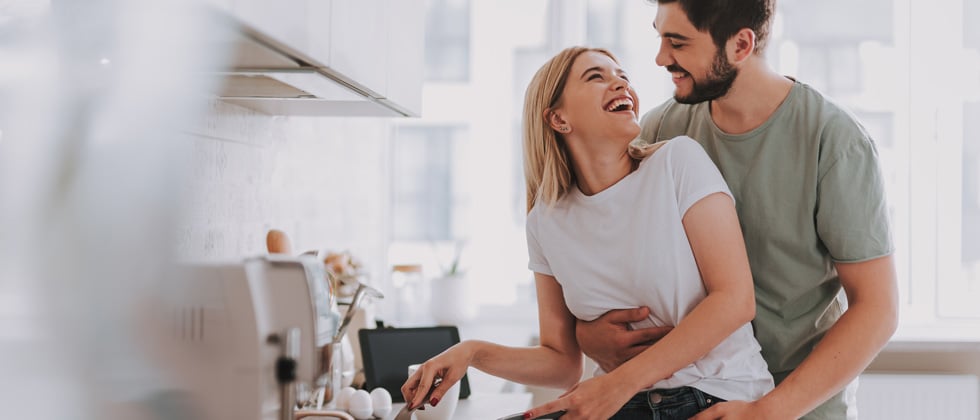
[423,0,470,82]
[585,0,625,51]
[756,0,980,336]
[392,0,980,340]
[933,0,980,320]
[389,126,459,241]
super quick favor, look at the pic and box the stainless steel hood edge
[210,14,409,117]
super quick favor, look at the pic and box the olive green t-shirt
[635,81,893,419]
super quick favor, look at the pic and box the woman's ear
[544,109,570,133]
[729,28,757,64]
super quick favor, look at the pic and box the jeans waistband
[620,386,721,410]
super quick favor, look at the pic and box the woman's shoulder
[635,136,722,193]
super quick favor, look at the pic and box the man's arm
[694,255,899,420]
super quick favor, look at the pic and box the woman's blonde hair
[523,46,618,213]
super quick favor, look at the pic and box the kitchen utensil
[335,284,383,345]
[311,283,383,412]
[393,382,439,420]
[408,364,459,420]
[497,410,566,420]
[294,409,354,420]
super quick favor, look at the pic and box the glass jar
[391,264,427,326]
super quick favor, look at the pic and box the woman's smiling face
[552,50,641,142]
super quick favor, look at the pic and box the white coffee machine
[169,255,380,420]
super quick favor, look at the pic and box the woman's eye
[588,73,602,81]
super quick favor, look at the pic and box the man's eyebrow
[662,31,691,41]
[652,23,692,41]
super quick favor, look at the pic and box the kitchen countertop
[382,392,532,420]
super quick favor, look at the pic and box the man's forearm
[755,299,898,418]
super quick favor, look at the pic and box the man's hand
[627,139,669,159]
[575,307,672,373]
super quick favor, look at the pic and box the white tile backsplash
[175,99,391,283]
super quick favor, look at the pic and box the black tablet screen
[358,326,471,402]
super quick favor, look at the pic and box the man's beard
[669,49,738,104]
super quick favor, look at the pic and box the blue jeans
[610,386,725,420]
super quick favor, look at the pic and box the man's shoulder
[799,84,877,162]
[792,82,878,154]
[639,99,702,143]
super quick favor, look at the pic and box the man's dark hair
[657,0,775,54]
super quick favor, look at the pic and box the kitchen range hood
[204,3,420,117]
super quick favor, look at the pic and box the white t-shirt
[526,136,774,402]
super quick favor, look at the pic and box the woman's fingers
[409,364,439,409]
[523,397,568,420]
[400,368,422,406]
[425,369,459,406]
[399,345,473,409]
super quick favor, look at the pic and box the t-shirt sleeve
[525,210,553,275]
[816,139,894,262]
[667,136,734,216]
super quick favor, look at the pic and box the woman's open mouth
[604,96,634,113]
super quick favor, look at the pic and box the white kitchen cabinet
[380,0,424,115]
[211,0,424,117]
[304,0,332,69]
[326,0,388,99]
[233,0,311,59]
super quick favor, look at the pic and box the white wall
[174,99,392,286]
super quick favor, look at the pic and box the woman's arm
[469,273,583,386]
[601,191,756,390]
[402,273,582,409]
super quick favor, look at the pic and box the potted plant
[430,241,474,325]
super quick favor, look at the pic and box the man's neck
[708,60,794,135]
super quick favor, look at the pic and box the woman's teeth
[605,98,634,112]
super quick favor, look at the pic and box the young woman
[401,47,773,420]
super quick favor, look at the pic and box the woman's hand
[400,342,474,410]
[522,374,635,420]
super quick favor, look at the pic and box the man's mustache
[666,64,689,74]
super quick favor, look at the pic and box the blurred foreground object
[0,0,231,418]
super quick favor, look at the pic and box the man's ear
[728,28,757,64]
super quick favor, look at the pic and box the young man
[574,1,899,419]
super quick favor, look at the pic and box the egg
[265,229,292,254]
[337,386,357,411]
[370,388,393,418]
[347,389,373,420]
